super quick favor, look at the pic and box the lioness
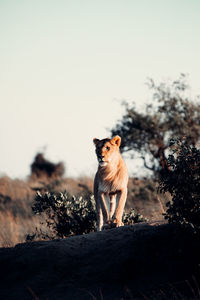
[93,136,128,231]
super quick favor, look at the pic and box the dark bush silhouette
[159,139,200,235]
[111,74,200,177]
[31,153,65,179]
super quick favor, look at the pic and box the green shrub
[29,191,147,240]
[159,139,200,235]
[123,208,147,225]
[32,191,97,238]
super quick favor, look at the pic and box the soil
[0,222,199,300]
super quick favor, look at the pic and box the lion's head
[93,136,121,167]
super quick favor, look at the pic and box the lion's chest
[98,176,122,194]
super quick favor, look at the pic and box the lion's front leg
[96,201,103,231]
[112,189,127,227]
[110,194,116,219]
[99,192,110,222]
[98,192,112,230]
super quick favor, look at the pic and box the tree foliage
[111,74,200,176]
[159,139,200,235]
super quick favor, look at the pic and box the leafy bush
[32,191,97,238]
[30,191,147,240]
[159,139,200,234]
[123,208,147,225]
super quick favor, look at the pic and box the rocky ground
[0,222,199,300]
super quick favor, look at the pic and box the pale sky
[0,0,200,179]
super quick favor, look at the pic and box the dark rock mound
[0,223,199,299]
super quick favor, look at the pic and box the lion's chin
[99,161,108,167]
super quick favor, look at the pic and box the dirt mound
[0,223,199,299]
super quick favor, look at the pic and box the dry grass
[0,211,46,247]
[0,175,170,247]
[126,178,170,220]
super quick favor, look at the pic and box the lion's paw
[102,221,112,230]
[112,218,124,228]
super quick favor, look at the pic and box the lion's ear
[111,136,121,147]
[93,138,100,145]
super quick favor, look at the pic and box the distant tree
[111,74,200,177]
[31,153,65,179]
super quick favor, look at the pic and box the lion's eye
[106,146,110,151]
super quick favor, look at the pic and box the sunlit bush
[32,191,97,238]
[29,191,147,240]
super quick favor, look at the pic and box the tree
[31,153,65,179]
[111,74,200,177]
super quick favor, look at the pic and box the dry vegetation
[0,172,169,247]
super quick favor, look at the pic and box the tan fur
[93,136,128,231]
